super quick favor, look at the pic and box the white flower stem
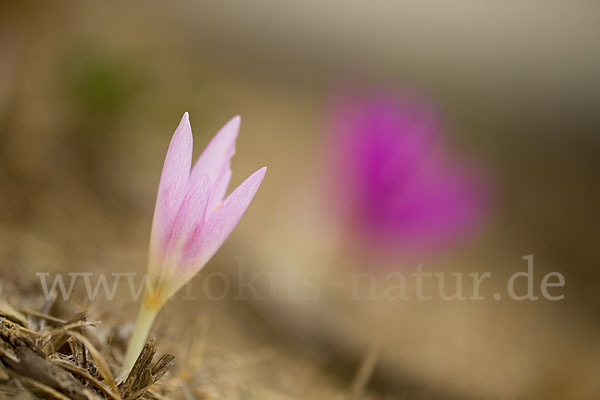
[122,301,158,374]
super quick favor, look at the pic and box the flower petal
[166,174,211,263]
[189,116,240,211]
[150,113,193,258]
[384,155,489,247]
[183,166,266,272]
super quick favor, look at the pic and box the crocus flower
[329,91,489,254]
[123,113,266,372]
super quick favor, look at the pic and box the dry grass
[0,295,174,400]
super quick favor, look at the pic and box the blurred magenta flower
[123,113,266,372]
[329,92,490,253]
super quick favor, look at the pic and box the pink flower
[329,91,490,253]
[123,113,265,372]
[146,112,266,304]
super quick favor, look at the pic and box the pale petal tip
[244,167,267,192]
[252,167,267,187]
[251,166,267,182]
[174,112,193,144]
[175,112,191,133]
[227,115,241,132]
[216,115,241,145]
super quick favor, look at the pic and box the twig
[20,307,68,325]
[68,331,122,399]
[52,358,121,400]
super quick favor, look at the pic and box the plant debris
[0,299,174,399]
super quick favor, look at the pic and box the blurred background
[1,1,599,399]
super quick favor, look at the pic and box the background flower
[329,91,491,253]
